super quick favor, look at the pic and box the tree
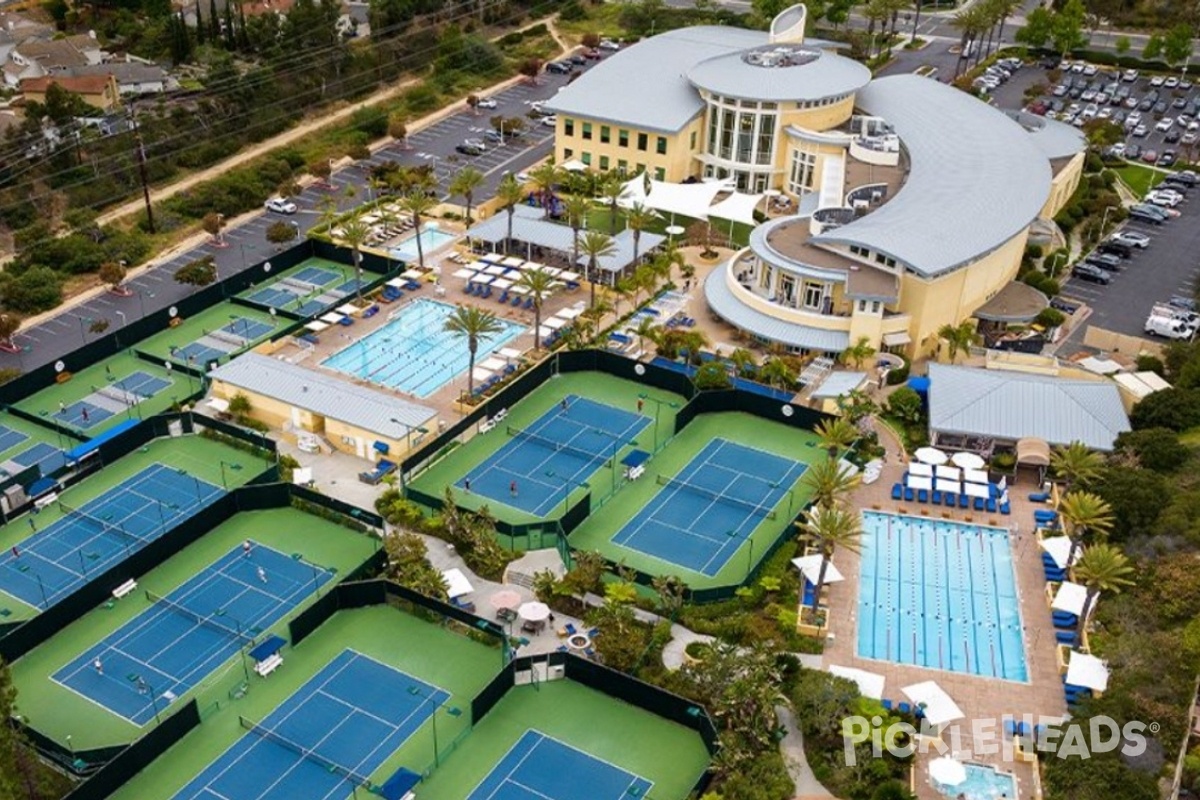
[1015,6,1054,49]
[634,317,661,354]
[494,174,524,255]
[625,202,657,270]
[519,58,543,83]
[336,218,370,301]
[1163,23,1195,67]
[317,195,340,234]
[801,457,861,509]
[1058,490,1114,567]
[388,115,408,146]
[797,504,862,619]
[1114,428,1189,472]
[840,336,876,369]
[815,416,858,456]
[266,220,299,246]
[444,306,504,396]
[1114,35,1131,56]
[1143,33,1164,61]
[563,194,591,272]
[1073,543,1135,637]
[202,211,225,245]
[516,269,556,351]
[885,386,923,425]
[466,93,480,114]
[0,315,19,350]
[308,158,332,186]
[448,167,484,223]
[937,321,977,363]
[528,162,562,218]
[578,230,617,309]
[599,173,628,234]
[1050,440,1104,490]
[174,255,217,288]
[98,261,127,294]
[383,531,449,600]
[1050,0,1087,57]
[729,348,756,378]
[1129,387,1200,431]
[1094,466,1167,541]
[397,191,436,271]
[694,362,732,389]
[758,357,795,389]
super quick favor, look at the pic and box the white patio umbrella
[560,158,587,172]
[928,756,967,787]
[791,555,844,585]
[1066,652,1110,692]
[518,601,551,622]
[914,447,948,465]
[1040,536,1080,569]
[950,452,986,470]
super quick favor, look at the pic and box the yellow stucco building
[545,4,1086,357]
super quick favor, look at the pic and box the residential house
[21,74,122,113]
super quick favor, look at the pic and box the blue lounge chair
[974,496,986,511]
[524,297,534,309]
[904,487,915,502]
[556,645,569,653]
[882,699,893,710]
[917,489,929,504]
[891,484,903,500]
[986,498,997,513]
[932,490,943,506]
[465,283,476,295]
[1000,502,1011,515]
[588,628,600,638]
[1055,630,1077,645]
[958,494,970,508]
[1029,491,1051,502]
[498,291,508,303]
[1003,719,1018,736]
[898,702,912,714]
[565,623,578,635]
[511,296,522,307]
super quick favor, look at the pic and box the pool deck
[827,460,1066,800]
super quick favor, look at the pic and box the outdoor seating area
[889,448,1011,514]
[378,267,434,303]
[331,202,416,246]
[470,349,523,396]
[450,253,582,308]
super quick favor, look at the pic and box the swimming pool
[389,226,459,261]
[858,511,1027,681]
[933,762,1017,799]
[322,298,525,396]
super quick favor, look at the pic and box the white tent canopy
[645,179,726,220]
[560,158,587,172]
[902,681,965,728]
[792,555,844,585]
[708,191,765,226]
[1052,581,1088,616]
[617,171,648,209]
[929,756,967,787]
[829,665,884,699]
[1040,536,1081,569]
[1066,651,1110,691]
[442,568,473,599]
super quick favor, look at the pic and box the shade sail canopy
[561,158,587,171]
[1040,536,1080,568]
[829,665,884,699]
[791,555,844,585]
[489,590,521,610]
[1066,651,1109,691]
[902,681,964,727]
[645,179,727,220]
[1052,581,1087,615]
[708,191,765,226]
[442,568,473,599]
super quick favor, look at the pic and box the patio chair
[985,498,997,513]
[524,297,534,309]
[958,494,969,508]
[891,484,903,500]
[903,487,915,502]
[917,489,929,504]
[931,490,942,506]
[897,702,912,715]
[999,501,1011,515]
[973,496,986,511]
[564,623,578,636]
[556,645,569,653]
[498,291,509,303]
[511,296,522,307]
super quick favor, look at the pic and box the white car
[1146,191,1181,207]
[541,115,558,127]
[1109,142,1127,157]
[476,97,498,109]
[1122,69,1139,82]
[1165,76,1180,89]
[599,39,621,50]
[1150,75,1166,87]
[1083,64,1098,76]
[264,197,297,215]
[1156,117,1175,132]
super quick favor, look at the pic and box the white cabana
[501,256,525,268]
[386,277,406,288]
[336,303,359,316]
[906,475,933,491]
[560,158,587,172]
[907,462,933,478]
[934,465,961,481]
[484,264,507,276]
[320,312,344,325]
[543,317,568,330]
[557,307,585,320]
[442,568,473,599]
[902,681,965,728]
[829,666,885,699]
[479,357,506,372]
[1052,581,1088,616]
[935,479,960,495]
[1066,652,1110,692]
[914,447,949,465]
[963,468,990,485]
[951,452,986,470]
[1040,536,1080,569]
[207,397,230,414]
[791,555,844,585]
[400,268,424,280]
[708,191,765,226]
[928,756,967,787]
[304,321,328,332]
[491,278,513,290]
[498,347,523,360]
[471,367,494,382]
[644,178,726,221]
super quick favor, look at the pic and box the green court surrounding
[0,435,268,620]
[236,257,358,317]
[415,679,710,800]
[0,409,72,469]
[408,372,686,526]
[10,508,380,749]
[105,605,499,800]
[568,412,825,589]
[13,351,196,436]
[136,302,284,368]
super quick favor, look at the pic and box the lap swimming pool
[322,298,525,396]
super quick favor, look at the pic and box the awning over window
[882,331,911,347]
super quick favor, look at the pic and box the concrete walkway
[776,704,835,799]
[661,625,715,670]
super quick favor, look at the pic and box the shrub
[1,267,63,313]
[1034,307,1066,328]
[1136,354,1165,376]
[1130,388,1200,431]
[349,106,389,139]
[693,362,732,389]
[1115,428,1190,472]
[884,356,910,385]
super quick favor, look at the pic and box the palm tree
[680,329,709,366]
[634,317,661,354]
[562,194,591,271]
[449,167,485,224]
[578,230,617,309]
[758,357,795,390]
[840,336,877,369]
[796,504,862,619]
[366,176,386,204]
[815,416,858,457]
[613,276,637,317]
[494,174,524,255]
[599,172,628,233]
[937,321,977,363]
[515,269,556,350]
[397,191,436,271]
[1051,441,1104,491]
[625,202,658,269]
[337,217,370,301]
[1058,490,1115,568]
[317,195,340,235]
[729,348,756,378]
[633,264,657,306]
[1073,543,1135,637]
[654,238,687,284]
[801,457,861,509]
[444,306,504,396]
[528,162,562,217]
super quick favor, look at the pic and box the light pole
[114,310,127,349]
[637,393,679,452]
[77,316,92,342]
[726,528,754,581]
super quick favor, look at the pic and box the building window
[636,163,646,174]
[656,136,667,155]
[564,148,573,158]
[637,132,648,151]
[599,155,610,170]
[582,152,592,165]
[788,150,816,195]
[564,119,574,136]
[849,244,870,258]
[871,301,881,312]
[341,435,355,446]
[600,125,610,144]
[779,275,797,306]
[802,282,824,311]
[690,130,697,150]
[617,159,628,173]
[619,129,629,147]
[582,122,593,140]
[756,114,775,165]
[736,113,753,162]
[654,166,666,181]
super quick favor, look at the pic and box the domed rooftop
[686,44,870,102]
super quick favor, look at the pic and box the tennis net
[146,590,254,645]
[506,425,611,465]
[57,500,149,547]
[97,385,139,407]
[655,475,777,519]
[239,716,373,787]
[209,328,247,347]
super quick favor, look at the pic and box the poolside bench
[112,579,137,600]
[254,653,283,677]
[479,418,497,433]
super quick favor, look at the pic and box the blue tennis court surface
[246,287,296,309]
[293,266,338,286]
[11,442,67,476]
[612,439,808,576]
[459,396,648,517]
[0,424,29,453]
[53,543,333,725]
[175,317,275,366]
[53,371,173,429]
[0,463,223,608]
[466,730,652,800]
[170,650,447,800]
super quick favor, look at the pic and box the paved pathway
[776,704,835,799]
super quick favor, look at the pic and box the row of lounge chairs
[890,483,1011,514]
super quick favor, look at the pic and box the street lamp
[77,316,92,342]
[726,528,755,582]
[637,393,680,452]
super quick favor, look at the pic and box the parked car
[1111,230,1151,248]
[1151,75,1166,87]
[544,61,572,74]
[1109,142,1127,158]
[599,39,621,50]
[1157,117,1176,131]
[1133,124,1149,137]
[1072,263,1113,284]
[583,48,602,59]
[1126,143,1143,160]
[1161,151,1178,167]
[1170,295,1198,311]
[1130,203,1171,220]
[1085,252,1124,271]
[1122,68,1140,82]
[264,197,297,214]
[541,115,558,127]
[1165,76,1180,89]
[1146,314,1193,339]
[455,141,485,155]
[462,138,487,152]
[1129,206,1164,224]
[1143,149,1160,163]
[1097,240,1133,258]
[475,97,498,109]
[1167,170,1199,186]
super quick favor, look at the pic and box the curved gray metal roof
[1004,110,1087,161]
[704,263,849,352]
[813,75,1053,278]
[686,46,870,102]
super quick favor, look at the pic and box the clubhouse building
[543,5,1086,357]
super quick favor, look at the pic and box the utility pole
[128,101,155,233]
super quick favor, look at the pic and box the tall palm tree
[1073,543,1135,637]
[1058,490,1115,568]
[729,348,756,378]
[599,172,628,233]
[801,458,861,509]
[613,276,637,317]
[937,321,977,363]
[625,202,658,269]
[840,336,877,369]
[578,230,617,309]
[317,195,340,235]
[815,417,858,457]
[337,217,370,301]
[366,176,386,204]
[1051,441,1104,491]
[758,357,795,390]
[515,269,556,350]
[563,194,591,272]
[634,317,661,354]
[397,190,436,271]
[528,162,562,217]
[495,174,524,255]
[444,306,504,396]
[448,167,485,224]
[796,503,862,619]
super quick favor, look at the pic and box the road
[0,63,594,374]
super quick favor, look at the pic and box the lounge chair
[986,498,997,513]
[891,483,903,500]
[958,494,969,508]
[564,623,578,636]
[904,487,915,502]
[881,699,894,710]
[511,296,522,307]
[1003,719,1018,736]
[973,497,986,511]
[917,489,929,504]
[1055,630,1077,646]
[524,297,534,309]
[999,502,1011,515]
[898,702,912,714]
[1028,491,1051,502]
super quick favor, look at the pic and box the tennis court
[0,463,223,608]
[239,258,353,316]
[52,371,172,430]
[10,441,67,476]
[612,439,808,576]
[173,317,277,367]
[466,730,652,800]
[53,543,333,725]
[170,649,447,800]
[458,395,648,517]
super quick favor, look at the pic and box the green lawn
[1111,163,1164,197]
[582,205,753,248]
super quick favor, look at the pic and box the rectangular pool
[322,297,525,397]
[933,763,1017,799]
[857,511,1028,681]
[389,226,459,261]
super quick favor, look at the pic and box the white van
[1145,314,1194,339]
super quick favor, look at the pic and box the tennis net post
[238,715,374,789]
[654,475,777,520]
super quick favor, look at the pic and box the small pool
[322,297,525,396]
[934,763,1017,799]
[389,225,459,261]
[858,511,1027,681]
